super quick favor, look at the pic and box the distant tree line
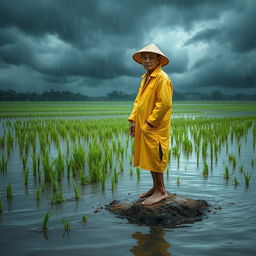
[0,89,256,101]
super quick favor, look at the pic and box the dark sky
[0,0,256,96]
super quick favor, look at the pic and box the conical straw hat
[132,43,169,66]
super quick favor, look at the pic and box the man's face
[141,52,161,72]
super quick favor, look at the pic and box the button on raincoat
[128,65,173,173]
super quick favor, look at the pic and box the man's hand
[129,121,135,137]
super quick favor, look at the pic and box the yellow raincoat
[128,65,173,173]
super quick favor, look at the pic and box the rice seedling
[100,170,107,190]
[82,215,87,223]
[251,159,254,168]
[51,191,64,204]
[24,167,29,185]
[224,166,230,180]
[0,200,3,212]
[111,175,116,191]
[41,212,50,231]
[53,149,65,181]
[36,187,40,200]
[239,165,244,173]
[166,167,170,178]
[72,179,80,200]
[202,161,209,176]
[0,154,8,172]
[129,167,133,175]
[233,176,239,186]
[42,150,53,183]
[237,143,241,156]
[7,183,13,198]
[62,218,71,232]
[243,172,251,187]
[136,167,140,180]
[50,172,58,192]
[72,143,86,172]
[176,176,180,185]
[32,153,37,176]
[80,171,89,185]
[21,154,28,170]
[228,154,236,169]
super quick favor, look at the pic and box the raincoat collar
[141,65,162,79]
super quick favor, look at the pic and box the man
[128,43,173,205]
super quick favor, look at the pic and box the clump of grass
[72,179,80,200]
[80,171,89,185]
[7,183,12,198]
[239,165,244,173]
[41,212,50,231]
[224,166,230,180]
[233,177,239,186]
[62,218,71,232]
[129,167,133,175]
[111,175,116,191]
[166,167,170,178]
[51,191,64,204]
[243,172,251,187]
[251,159,254,168]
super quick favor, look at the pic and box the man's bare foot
[141,191,168,205]
[140,187,155,198]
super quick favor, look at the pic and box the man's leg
[142,172,168,205]
[140,171,156,198]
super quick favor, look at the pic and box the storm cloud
[0,0,255,96]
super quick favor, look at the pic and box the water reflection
[130,226,171,256]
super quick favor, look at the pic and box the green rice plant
[7,183,13,198]
[251,159,254,168]
[50,171,58,192]
[80,171,89,185]
[111,175,116,191]
[224,166,230,180]
[129,167,133,175]
[202,161,209,176]
[72,143,86,172]
[129,155,133,166]
[136,167,140,180]
[51,191,64,204]
[0,200,3,212]
[82,215,87,224]
[72,179,80,200]
[166,167,170,178]
[36,187,40,200]
[41,212,50,231]
[114,167,119,183]
[100,170,107,190]
[228,153,236,169]
[42,150,53,183]
[239,165,244,173]
[119,160,124,172]
[53,149,65,181]
[37,155,41,173]
[62,218,71,232]
[32,153,37,176]
[237,143,241,156]
[24,167,29,185]
[21,154,28,170]
[233,176,239,186]
[176,176,180,185]
[243,172,251,187]
[0,154,8,172]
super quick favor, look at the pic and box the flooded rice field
[0,102,256,256]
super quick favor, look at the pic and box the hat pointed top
[132,43,169,66]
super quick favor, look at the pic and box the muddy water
[0,116,256,256]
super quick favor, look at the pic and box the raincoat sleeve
[128,88,141,123]
[147,78,173,127]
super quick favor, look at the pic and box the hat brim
[132,51,169,67]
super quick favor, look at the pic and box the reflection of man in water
[128,43,173,205]
[130,226,171,256]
